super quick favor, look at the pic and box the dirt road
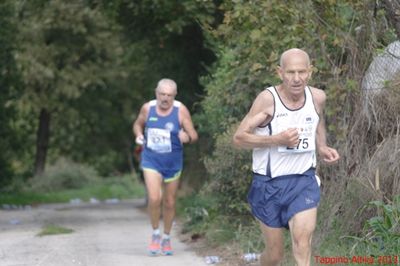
[0,199,209,266]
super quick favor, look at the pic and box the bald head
[277,48,313,94]
[279,48,310,68]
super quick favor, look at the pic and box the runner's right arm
[233,90,299,149]
[133,103,149,144]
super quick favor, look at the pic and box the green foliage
[8,0,129,175]
[115,0,217,38]
[178,193,219,234]
[198,0,367,139]
[324,81,355,141]
[203,124,252,217]
[196,49,263,136]
[28,157,99,192]
[230,219,266,254]
[37,224,74,236]
[178,193,263,251]
[0,0,20,186]
[114,0,217,108]
[4,0,218,178]
[205,216,237,246]
[0,173,144,205]
[14,0,124,113]
[347,196,400,255]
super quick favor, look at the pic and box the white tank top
[252,86,319,178]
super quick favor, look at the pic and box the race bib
[147,128,172,153]
[277,124,315,153]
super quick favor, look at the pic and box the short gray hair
[156,78,177,92]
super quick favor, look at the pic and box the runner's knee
[163,196,176,209]
[261,249,283,265]
[148,194,162,206]
[292,235,311,256]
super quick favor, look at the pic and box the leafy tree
[112,0,217,108]
[12,0,124,176]
[0,0,20,187]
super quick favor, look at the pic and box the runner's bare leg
[144,170,163,230]
[162,179,180,234]
[259,222,285,266]
[288,208,317,266]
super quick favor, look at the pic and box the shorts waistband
[252,168,316,182]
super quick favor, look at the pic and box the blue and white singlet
[252,86,320,178]
[141,100,183,179]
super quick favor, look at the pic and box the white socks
[152,228,170,240]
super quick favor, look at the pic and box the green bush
[203,124,252,218]
[89,150,124,177]
[347,195,400,256]
[179,192,266,250]
[28,157,99,192]
[179,193,219,234]
[0,174,144,205]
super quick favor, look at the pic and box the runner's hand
[277,128,299,148]
[179,130,190,144]
[135,135,144,145]
[318,146,340,164]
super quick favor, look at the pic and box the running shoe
[148,234,161,255]
[161,238,173,255]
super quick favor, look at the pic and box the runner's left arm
[313,88,340,164]
[179,105,198,144]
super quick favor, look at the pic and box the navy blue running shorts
[247,168,320,229]
[141,150,182,183]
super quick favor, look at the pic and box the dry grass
[317,77,400,241]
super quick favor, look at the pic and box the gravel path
[0,199,209,266]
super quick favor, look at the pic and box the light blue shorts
[248,168,320,229]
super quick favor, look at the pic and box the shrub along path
[0,199,208,266]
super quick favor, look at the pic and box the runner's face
[278,53,312,96]
[156,86,176,110]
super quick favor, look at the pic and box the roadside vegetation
[37,224,75,237]
[1,1,399,265]
[177,1,400,264]
[0,158,145,206]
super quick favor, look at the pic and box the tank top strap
[149,100,157,106]
[173,100,181,108]
[266,86,285,111]
[304,86,312,104]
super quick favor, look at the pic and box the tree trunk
[382,0,400,39]
[34,108,51,177]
